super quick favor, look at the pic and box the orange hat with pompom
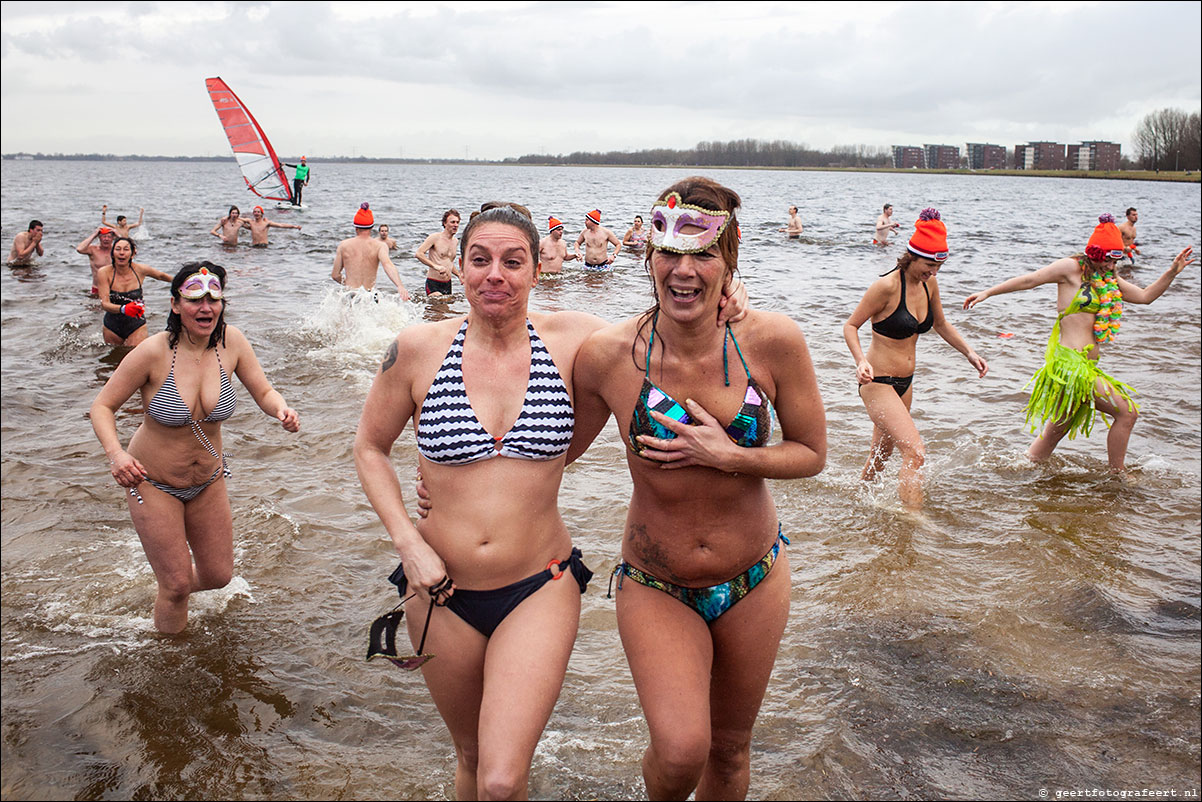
[354,203,374,229]
[585,209,601,225]
[548,216,563,233]
[1085,213,1124,261]
[907,208,949,261]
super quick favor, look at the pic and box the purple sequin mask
[649,192,732,254]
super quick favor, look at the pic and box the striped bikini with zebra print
[416,319,574,465]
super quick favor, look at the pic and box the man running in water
[332,203,411,299]
[75,226,115,294]
[210,206,246,245]
[574,208,621,269]
[282,157,310,206]
[1117,207,1139,263]
[874,203,900,245]
[101,205,143,238]
[415,209,461,295]
[780,205,804,238]
[246,206,302,246]
[539,216,579,274]
[9,220,44,266]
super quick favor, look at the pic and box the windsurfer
[246,206,301,246]
[332,203,411,300]
[210,206,246,245]
[414,210,461,295]
[282,157,310,206]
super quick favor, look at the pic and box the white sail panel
[205,77,293,203]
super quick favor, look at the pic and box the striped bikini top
[416,319,574,465]
[146,345,238,428]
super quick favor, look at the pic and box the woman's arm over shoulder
[565,320,630,464]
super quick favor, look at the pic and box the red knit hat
[585,209,602,225]
[1085,213,1124,260]
[354,202,374,229]
[547,216,564,233]
[907,208,949,261]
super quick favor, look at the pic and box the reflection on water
[2,161,1199,799]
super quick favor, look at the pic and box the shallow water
[2,161,1199,800]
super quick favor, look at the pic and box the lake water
[2,160,1199,799]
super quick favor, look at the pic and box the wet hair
[442,209,461,226]
[632,176,742,369]
[228,206,240,217]
[634,215,643,224]
[458,204,539,272]
[28,220,42,230]
[166,261,228,350]
[884,203,892,211]
[116,215,127,224]
[110,236,137,266]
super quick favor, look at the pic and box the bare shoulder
[735,310,806,349]
[530,309,608,338]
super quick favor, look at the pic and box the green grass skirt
[1024,343,1137,439]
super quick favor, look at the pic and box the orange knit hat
[354,202,374,229]
[907,208,949,261]
[548,216,564,233]
[585,209,601,225]
[1085,214,1124,260]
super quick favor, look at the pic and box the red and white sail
[204,77,294,203]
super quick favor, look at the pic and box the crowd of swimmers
[4,180,1194,801]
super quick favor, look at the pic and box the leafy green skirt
[1024,343,1137,439]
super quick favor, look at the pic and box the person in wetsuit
[91,262,299,633]
[843,209,988,508]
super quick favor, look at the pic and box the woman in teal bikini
[964,214,1194,472]
[91,263,299,633]
[571,177,827,800]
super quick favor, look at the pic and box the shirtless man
[75,226,115,294]
[101,205,143,238]
[209,206,246,245]
[874,203,900,245]
[780,205,804,238]
[332,203,411,299]
[1117,207,1140,263]
[376,223,398,250]
[574,209,622,270]
[8,220,44,266]
[245,205,302,246]
[415,209,461,295]
[538,216,579,274]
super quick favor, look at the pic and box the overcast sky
[2,1,1199,160]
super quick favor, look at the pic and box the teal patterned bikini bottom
[609,526,788,623]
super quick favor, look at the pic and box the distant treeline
[511,140,894,168]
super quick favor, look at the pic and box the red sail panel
[204,77,293,203]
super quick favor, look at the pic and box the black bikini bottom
[860,374,913,398]
[389,548,593,638]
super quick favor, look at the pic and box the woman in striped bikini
[356,202,747,799]
[91,262,299,634]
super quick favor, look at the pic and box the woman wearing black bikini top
[843,209,988,508]
[96,236,172,346]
